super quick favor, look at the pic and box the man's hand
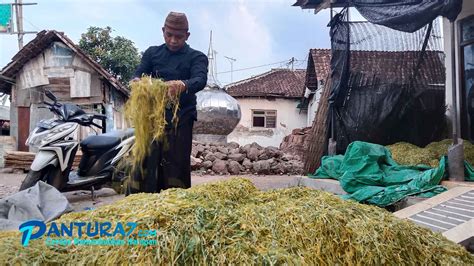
[166,80,186,98]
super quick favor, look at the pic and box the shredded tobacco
[387,139,474,167]
[1,179,472,265]
[124,76,180,171]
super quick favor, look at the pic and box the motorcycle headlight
[26,119,65,148]
[26,132,44,147]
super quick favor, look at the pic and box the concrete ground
[3,172,464,213]
[0,172,302,212]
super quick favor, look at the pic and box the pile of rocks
[191,141,304,175]
[279,127,311,159]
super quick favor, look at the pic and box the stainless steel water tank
[193,85,241,143]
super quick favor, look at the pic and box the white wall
[227,98,307,147]
[444,1,474,135]
[306,86,323,127]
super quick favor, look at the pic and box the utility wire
[217,58,306,74]
[217,59,290,74]
[23,17,41,31]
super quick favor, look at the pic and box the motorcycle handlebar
[41,97,105,127]
[93,114,107,120]
[42,101,63,118]
[91,121,103,129]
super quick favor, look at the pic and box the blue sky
[0,0,332,85]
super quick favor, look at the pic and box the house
[225,68,306,147]
[0,30,129,151]
[443,1,474,141]
[300,49,331,126]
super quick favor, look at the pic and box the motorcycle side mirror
[44,90,57,102]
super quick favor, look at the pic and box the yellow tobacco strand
[124,76,180,172]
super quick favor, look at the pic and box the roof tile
[226,69,306,98]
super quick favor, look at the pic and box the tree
[79,26,141,84]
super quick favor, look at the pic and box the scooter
[20,90,135,193]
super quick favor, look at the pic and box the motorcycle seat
[81,135,120,151]
[101,128,135,140]
[80,128,134,151]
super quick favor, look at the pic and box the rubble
[280,127,311,159]
[1,140,304,176]
[191,141,304,175]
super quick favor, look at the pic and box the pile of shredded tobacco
[387,139,474,167]
[0,179,472,265]
[124,76,180,170]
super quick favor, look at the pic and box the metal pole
[14,0,24,49]
[224,56,236,83]
[11,2,37,5]
[231,61,233,82]
[447,19,465,181]
[451,21,458,145]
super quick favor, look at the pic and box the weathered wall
[0,136,15,167]
[227,98,307,147]
[106,83,128,131]
[307,87,323,127]
[9,86,18,149]
[16,56,49,90]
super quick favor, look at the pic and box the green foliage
[79,26,141,84]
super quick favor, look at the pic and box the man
[130,11,208,193]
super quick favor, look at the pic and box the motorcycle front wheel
[19,166,64,191]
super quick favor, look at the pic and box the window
[49,42,74,67]
[252,110,277,128]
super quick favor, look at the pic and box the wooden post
[17,106,30,151]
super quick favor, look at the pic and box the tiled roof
[303,48,445,95]
[0,30,129,96]
[350,50,445,84]
[306,49,331,91]
[226,68,306,99]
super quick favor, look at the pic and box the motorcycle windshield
[62,103,85,121]
[37,119,63,129]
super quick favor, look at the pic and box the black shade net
[329,9,447,153]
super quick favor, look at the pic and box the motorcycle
[20,90,135,193]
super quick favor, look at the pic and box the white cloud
[1,0,330,85]
[228,0,273,62]
[189,0,274,84]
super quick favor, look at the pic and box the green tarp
[464,161,474,181]
[309,141,447,207]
